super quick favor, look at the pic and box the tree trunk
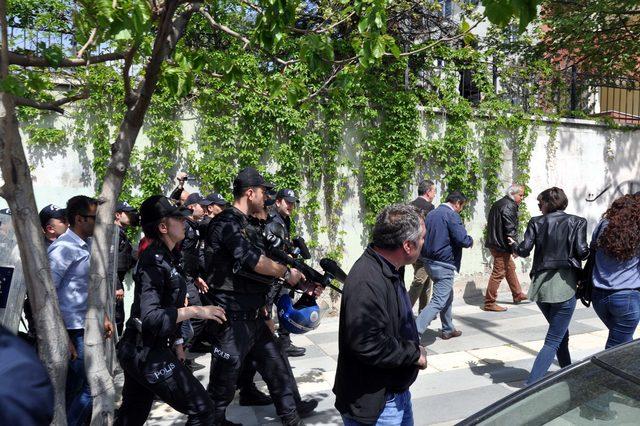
[84,3,197,424]
[0,93,70,425]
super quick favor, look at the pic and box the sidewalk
[137,290,624,425]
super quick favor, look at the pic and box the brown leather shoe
[483,304,507,312]
[441,329,462,340]
[513,293,528,304]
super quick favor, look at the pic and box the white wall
[2,114,639,293]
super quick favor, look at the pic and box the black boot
[281,411,304,426]
[239,383,273,406]
[296,399,318,418]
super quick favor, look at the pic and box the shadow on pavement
[467,359,528,388]
[462,280,484,306]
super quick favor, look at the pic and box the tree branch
[15,90,89,114]
[8,51,124,67]
[199,8,296,67]
[200,8,250,49]
[392,20,482,57]
[298,61,352,104]
[123,44,139,106]
[76,28,99,58]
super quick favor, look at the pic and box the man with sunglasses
[48,195,114,426]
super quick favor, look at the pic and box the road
[135,290,619,425]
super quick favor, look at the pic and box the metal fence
[451,63,640,125]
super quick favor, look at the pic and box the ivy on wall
[19,25,562,262]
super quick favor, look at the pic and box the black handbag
[576,250,596,307]
[576,221,605,307]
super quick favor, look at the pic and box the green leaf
[0,75,27,97]
[114,29,132,41]
[358,16,369,34]
[42,45,64,67]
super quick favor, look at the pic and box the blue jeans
[67,329,92,426]
[592,288,640,349]
[342,390,413,426]
[526,296,576,385]
[415,262,455,335]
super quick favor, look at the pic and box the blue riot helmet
[277,293,323,334]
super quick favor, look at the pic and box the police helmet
[276,294,322,334]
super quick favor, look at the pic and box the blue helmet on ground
[277,294,322,334]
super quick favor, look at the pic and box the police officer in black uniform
[115,195,226,426]
[266,189,306,357]
[204,167,308,426]
[115,201,138,336]
[180,193,210,345]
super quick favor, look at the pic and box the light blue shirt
[48,229,91,330]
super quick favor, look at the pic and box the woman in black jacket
[511,187,589,385]
[115,196,227,426]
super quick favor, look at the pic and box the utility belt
[226,309,261,321]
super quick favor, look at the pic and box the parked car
[458,339,640,425]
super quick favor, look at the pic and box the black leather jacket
[514,211,589,278]
[485,196,519,253]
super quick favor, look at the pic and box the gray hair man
[483,184,528,311]
[334,204,427,425]
[409,179,436,313]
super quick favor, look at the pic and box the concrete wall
[2,114,639,299]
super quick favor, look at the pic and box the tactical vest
[204,208,273,295]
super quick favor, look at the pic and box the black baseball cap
[233,167,275,191]
[203,192,229,206]
[39,204,66,227]
[139,195,191,226]
[184,193,203,206]
[115,201,137,213]
[276,189,299,203]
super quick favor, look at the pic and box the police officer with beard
[204,167,308,426]
[180,193,209,345]
[115,195,226,425]
[266,189,305,357]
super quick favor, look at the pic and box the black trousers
[239,336,302,402]
[207,318,297,421]
[115,299,125,336]
[186,278,206,344]
[115,346,214,426]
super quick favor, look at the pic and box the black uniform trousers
[238,336,302,403]
[207,318,297,421]
[116,345,214,426]
[185,278,206,343]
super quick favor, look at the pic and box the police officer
[266,189,305,357]
[115,195,227,425]
[180,193,209,344]
[204,167,307,425]
[114,201,138,336]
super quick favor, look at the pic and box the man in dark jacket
[483,184,528,312]
[114,201,138,335]
[416,191,473,340]
[409,179,436,313]
[334,204,427,425]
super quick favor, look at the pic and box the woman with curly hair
[592,194,640,349]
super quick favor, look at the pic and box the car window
[478,365,640,425]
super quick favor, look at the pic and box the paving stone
[427,350,486,371]
[411,384,514,424]
[410,367,496,399]
[468,345,533,363]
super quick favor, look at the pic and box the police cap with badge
[276,189,299,204]
[202,192,229,206]
[38,204,66,228]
